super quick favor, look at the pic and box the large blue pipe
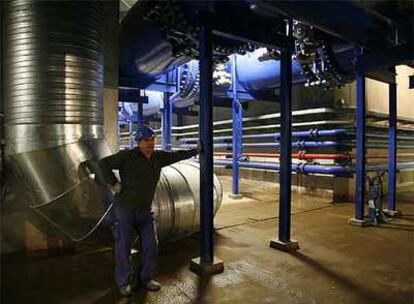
[180,129,348,143]
[172,50,306,105]
[235,48,306,93]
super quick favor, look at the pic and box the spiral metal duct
[4,0,105,154]
[3,0,111,240]
[154,161,223,240]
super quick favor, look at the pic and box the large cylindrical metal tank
[4,0,105,154]
[3,0,110,246]
[154,161,222,240]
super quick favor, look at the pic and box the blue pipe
[214,160,352,175]
[235,48,306,93]
[180,129,349,143]
[196,141,341,149]
[214,160,414,174]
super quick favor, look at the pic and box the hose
[28,173,117,242]
[33,199,115,242]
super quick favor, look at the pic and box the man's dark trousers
[114,206,158,287]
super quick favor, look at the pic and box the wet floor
[2,176,413,304]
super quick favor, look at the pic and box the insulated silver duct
[3,1,110,240]
[155,161,222,240]
[4,0,105,154]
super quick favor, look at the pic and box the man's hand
[111,182,121,195]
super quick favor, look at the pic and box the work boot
[142,279,161,291]
[119,284,133,297]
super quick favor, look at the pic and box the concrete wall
[215,167,336,201]
[334,65,414,119]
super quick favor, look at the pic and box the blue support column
[137,90,144,130]
[386,82,399,215]
[162,92,172,151]
[177,114,183,127]
[231,55,243,198]
[355,74,366,220]
[129,119,134,149]
[349,73,369,226]
[270,20,299,252]
[190,5,224,275]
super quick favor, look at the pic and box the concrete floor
[2,176,413,304]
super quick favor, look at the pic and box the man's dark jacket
[99,148,198,211]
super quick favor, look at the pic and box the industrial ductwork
[3,0,110,241]
[120,0,413,95]
[155,161,222,241]
[2,1,223,248]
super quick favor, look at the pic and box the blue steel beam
[278,20,293,243]
[232,55,243,196]
[388,82,397,211]
[355,74,366,220]
[198,8,214,264]
[162,92,172,151]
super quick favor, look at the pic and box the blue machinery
[119,1,414,274]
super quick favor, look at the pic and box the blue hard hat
[135,126,155,141]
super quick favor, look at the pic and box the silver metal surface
[3,1,110,236]
[4,0,105,155]
[155,161,223,240]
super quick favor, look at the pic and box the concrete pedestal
[190,257,224,276]
[269,239,300,252]
[228,193,243,199]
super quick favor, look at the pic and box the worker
[99,126,199,297]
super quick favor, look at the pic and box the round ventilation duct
[3,0,110,242]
